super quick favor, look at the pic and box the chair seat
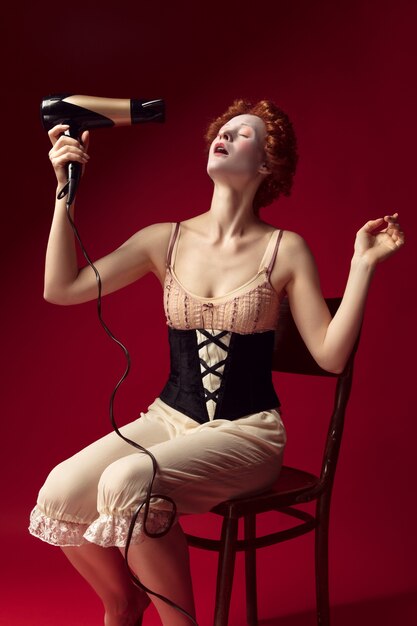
[187,466,321,555]
[211,466,320,518]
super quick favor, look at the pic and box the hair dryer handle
[57,127,82,206]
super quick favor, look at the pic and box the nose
[218,130,231,142]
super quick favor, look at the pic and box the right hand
[48,124,90,186]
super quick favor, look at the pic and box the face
[207,114,268,182]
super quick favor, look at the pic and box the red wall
[2,0,416,624]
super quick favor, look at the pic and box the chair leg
[244,514,258,626]
[214,516,239,626]
[315,499,331,626]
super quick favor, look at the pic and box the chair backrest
[273,297,360,493]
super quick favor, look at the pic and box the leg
[122,521,196,626]
[29,400,177,624]
[62,544,150,626]
[31,401,176,542]
[91,402,285,624]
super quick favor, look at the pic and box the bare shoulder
[126,221,173,254]
[270,229,317,294]
[279,230,315,268]
[114,221,174,283]
[280,229,310,253]
[276,230,321,298]
[132,221,173,240]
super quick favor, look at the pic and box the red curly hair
[205,99,298,210]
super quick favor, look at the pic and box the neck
[206,183,260,241]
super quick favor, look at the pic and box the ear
[258,162,270,175]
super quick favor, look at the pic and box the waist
[159,327,280,424]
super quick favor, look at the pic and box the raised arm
[279,216,404,373]
[44,124,171,305]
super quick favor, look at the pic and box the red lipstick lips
[214,142,228,155]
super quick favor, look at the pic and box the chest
[173,243,267,299]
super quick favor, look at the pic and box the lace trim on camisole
[163,223,284,334]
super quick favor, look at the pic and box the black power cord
[64,198,199,626]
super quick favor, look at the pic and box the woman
[29,100,404,626]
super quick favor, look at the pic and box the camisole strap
[264,229,284,277]
[166,222,180,268]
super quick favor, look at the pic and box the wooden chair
[185,297,360,626]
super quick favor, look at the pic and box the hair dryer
[40,94,165,205]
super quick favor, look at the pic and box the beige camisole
[164,223,284,335]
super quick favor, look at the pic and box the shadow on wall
[260,590,417,626]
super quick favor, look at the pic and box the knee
[97,455,154,515]
[37,458,94,521]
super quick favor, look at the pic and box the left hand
[354,213,405,266]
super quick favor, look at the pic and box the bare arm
[44,124,171,305]
[280,216,404,373]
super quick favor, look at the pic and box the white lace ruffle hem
[28,506,172,548]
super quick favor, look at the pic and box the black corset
[159,327,280,424]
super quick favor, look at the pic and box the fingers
[358,217,384,234]
[48,124,90,174]
[385,213,405,247]
[48,123,70,146]
[80,129,90,150]
[361,213,401,233]
[384,213,401,232]
[49,139,90,168]
[384,212,399,227]
[358,212,405,250]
